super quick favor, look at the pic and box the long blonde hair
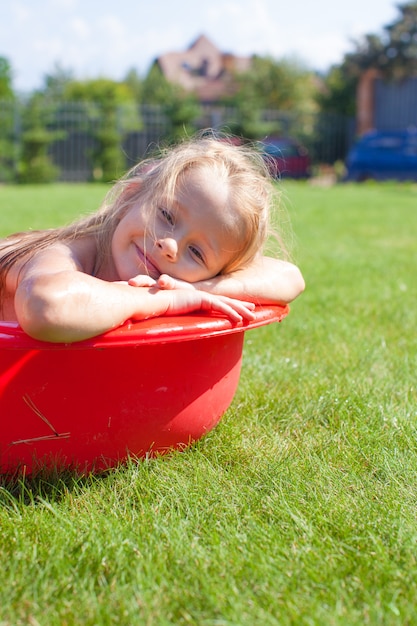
[0,134,281,298]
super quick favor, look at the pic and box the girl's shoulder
[28,236,98,274]
[4,235,97,281]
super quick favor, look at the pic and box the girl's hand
[128,275,255,322]
[161,289,256,323]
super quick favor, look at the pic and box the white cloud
[33,36,64,57]
[290,32,353,71]
[206,0,244,21]
[201,0,280,60]
[11,2,32,22]
[47,0,79,9]
[70,17,90,40]
[97,14,125,39]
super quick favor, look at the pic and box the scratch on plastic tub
[9,394,72,446]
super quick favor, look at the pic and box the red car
[259,137,311,179]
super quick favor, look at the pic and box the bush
[92,126,125,182]
[18,128,60,184]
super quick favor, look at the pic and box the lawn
[0,180,416,625]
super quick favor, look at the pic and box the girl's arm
[12,248,256,343]
[193,257,305,304]
[131,257,305,305]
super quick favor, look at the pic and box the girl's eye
[159,208,174,226]
[189,245,204,263]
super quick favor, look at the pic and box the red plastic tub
[0,305,288,474]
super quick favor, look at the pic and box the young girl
[0,136,305,343]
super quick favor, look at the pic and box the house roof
[155,34,252,102]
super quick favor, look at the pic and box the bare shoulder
[2,238,96,303]
[16,237,97,280]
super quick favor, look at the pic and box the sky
[1,0,401,94]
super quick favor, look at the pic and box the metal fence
[0,100,355,183]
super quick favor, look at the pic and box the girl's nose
[156,237,179,261]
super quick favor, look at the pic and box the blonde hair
[0,134,281,299]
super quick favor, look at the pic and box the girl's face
[111,166,243,283]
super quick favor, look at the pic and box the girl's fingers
[128,275,157,287]
[156,274,176,289]
[202,295,256,322]
[157,274,195,291]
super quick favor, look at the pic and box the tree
[0,57,16,181]
[234,56,317,112]
[320,1,417,116]
[123,67,143,102]
[221,56,319,139]
[382,1,417,78]
[317,65,357,117]
[141,64,200,141]
[42,63,74,99]
[141,63,177,105]
[0,57,14,100]
[18,93,60,183]
[64,78,139,181]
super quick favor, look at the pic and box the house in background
[356,68,417,135]
[151,34,252,103]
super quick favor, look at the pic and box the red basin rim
[0,304,289,349]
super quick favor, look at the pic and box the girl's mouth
[134,244,160,279]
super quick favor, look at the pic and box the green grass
[1,181,417,625]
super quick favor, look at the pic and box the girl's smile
[133,243,160,279]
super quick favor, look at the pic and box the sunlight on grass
[1,181,417,625]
